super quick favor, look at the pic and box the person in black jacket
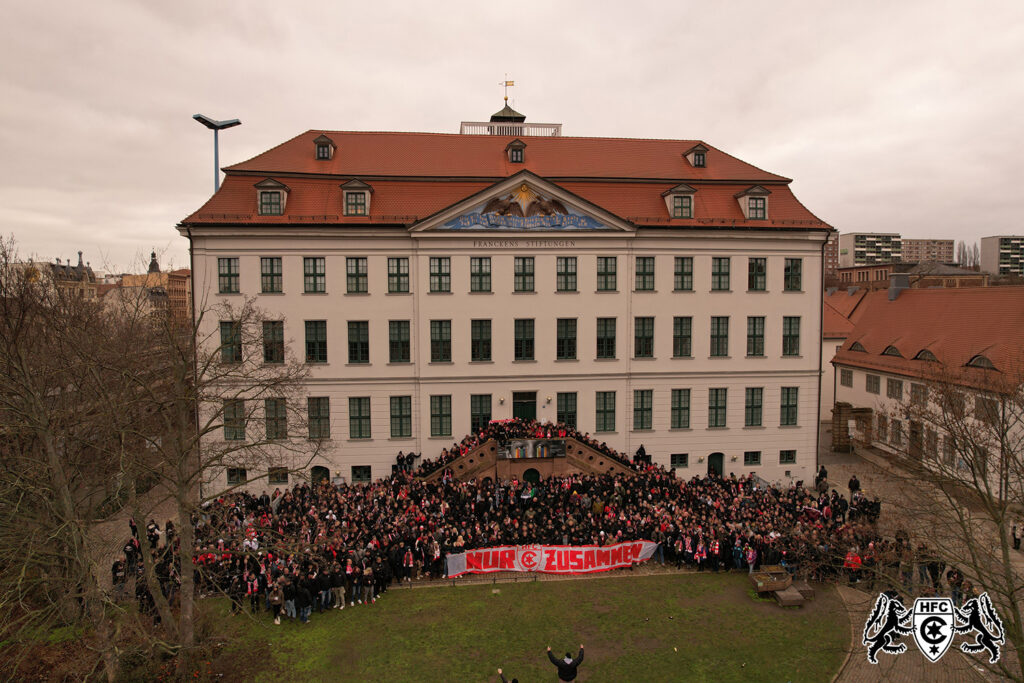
[546,645,584,682]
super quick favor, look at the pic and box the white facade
[838,232,902,267]
[980,235,1024,275]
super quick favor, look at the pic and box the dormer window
[966,355,996,370]
[254,178,290,216]
[849,341,866,352]
[735,185,771,220]
[882,345,903,357]
[341,179,373,216]
[506,139,526,163]
[684,143,708,168]
[661,183,696,219]
[914,349,938,361]
[313,134,335,161]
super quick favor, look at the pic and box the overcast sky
[2,1,1022,272]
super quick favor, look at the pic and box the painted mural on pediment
[442,183,610,230]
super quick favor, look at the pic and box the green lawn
[224,572,849,682]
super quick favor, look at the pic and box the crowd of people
[110,420,1002,629]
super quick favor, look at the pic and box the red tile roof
[182,130,830,230]
[832,287,1024,390]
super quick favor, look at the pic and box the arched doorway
[707,453,724,477]
[311,466,330,485]
[523,468,540,485]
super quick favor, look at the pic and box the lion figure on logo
[862,593,913,664]
[953,593,1004,663]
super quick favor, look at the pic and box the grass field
[223,572,850,682]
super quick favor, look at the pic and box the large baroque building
[179,109,832,490]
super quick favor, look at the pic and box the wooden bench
[774,585,806,607]
[793,580,815,600]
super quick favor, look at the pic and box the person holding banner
[547,645,584,682]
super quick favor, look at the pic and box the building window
[268,467,288,485]
[389,320,410,363]
[784,258,802,291]
[348,397,371,439]
[265,398,287,440]
[693,151,706,168]
[557,392,577,428]
[430,320,452,362]
[596,256,617,291]
[514,257,534,292]
[748,197,766,220]
[671,389,690,429]
[390,396,412,438]
[746,317,765,357]
[633,389,653,430]
[782,317,800,356]
[674,257,693,291]
[976,395,999,425]
[259,191,283,216]
[911,383,928,405]
[220,321,242,363]
[346,257,368,293]
[304,257,326,293]
[745,388,763,427]
[316,143,331,160]
[260,257,282,293]
[672,195,692,218]
[850,342,867,352]
[308,397,330,439]
[224,399,245,441]
[263,321,284,363]
[711,257,730,291]
[882,345,903,357]
[556,256,577,292]
[348,321,369,363]
[747,258,766,291]
[596,318,616,359]
[779,450,796,465]
[670,453,688,468]
[967,354,996,369]
[388,257,409,293]
[710,316,729,357]
[470,319,491,362]
[218,257,239,294]
[673,316,692,358]
[634,317,654,358]
[866,374,880,394]
[595,391,615,432]
[226,467,247,485]
[780,387,798,426]
[840,368,853,387]
[509,148,523,163]
[351,465,371,484]
[886,378,903,400]
[345,192,367,216]
[556,318,577,360]
[470,257,491,292]
[470,394,491,433]
[744,451,761,466]
[708,388,727,428]
[514,318,534,361]
[305,320,327,363]
[430,395,451,437]
[891,419,903,447]
[635,257,655,291]
[429,257,451,293]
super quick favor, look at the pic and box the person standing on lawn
[547,645,584,681]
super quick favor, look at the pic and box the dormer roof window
[735,185,771,220]
[881,345,903,357]
[254,178,290,216]
[506,139,526,163]
[314,134,336,161]
[849,341,866,352]
[661,183,696,219]
[684,143,708,168]
[341,179,373,217]
[966,354,996,370]
[914,349,938,361]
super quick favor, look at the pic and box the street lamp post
[192,114,241,192]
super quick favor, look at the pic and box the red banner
[446,541,657,577]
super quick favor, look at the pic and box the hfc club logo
[863,592,1005,664]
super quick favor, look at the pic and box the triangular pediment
[254,178,290,191]
[410,171,634,233]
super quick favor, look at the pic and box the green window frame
[265,398,287,440]
[304,257,326,293]
[388,320,410,363]
[268,467,288,485]
[470,394,491,433]
[744,451,761,466]
[745,387,763,427]
[263,320,284,363]
[747,257,766,291]
[217,257,239,294]
[346,257,368,293]
[220,321,242,363]
[672,195,692,218]
[780,450,796,465]
[224,399,245,441]
[840,368,853,387]
[514,318,534,361]
[784,258,802,291]
[746,316,765,357]
[708,388,727,428]
[470,319,491,362]
[595,391,615,432]
[596,256,617,291]
[348,397,371,439]
[782,316,800,357]
[304,320,327,363]
[429,257,451,293]
[557,392,577,428]
[866,374,880,394]
[634,317,654,358]
[671,389,690,429]
[226,468,247,485]
[259,191,282,216]
[260,257,282,293]
[556,318,577,360]
[430,395,451,437]
[470,257,491,292]
[514,257,534,292]
[345,192,367,216]
[748,197,766,219]
[710,316,729,357]
[673,316,692,358]
[430,320,451,362]
[390,396,412,438]
[886,378,903,400]
[348,321,369,363]
[387,257,409,293]
[633,389,652,430]
[674,257,693,291]
[596,317,616,359]
[351,465,371,484]
[635,256,655,291]
[308,397,330,439]
[670,453,688,468]
[781,387,798,426]
[711,257,730,291]
[556,256,577,292]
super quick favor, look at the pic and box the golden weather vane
[499,74,514,102]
